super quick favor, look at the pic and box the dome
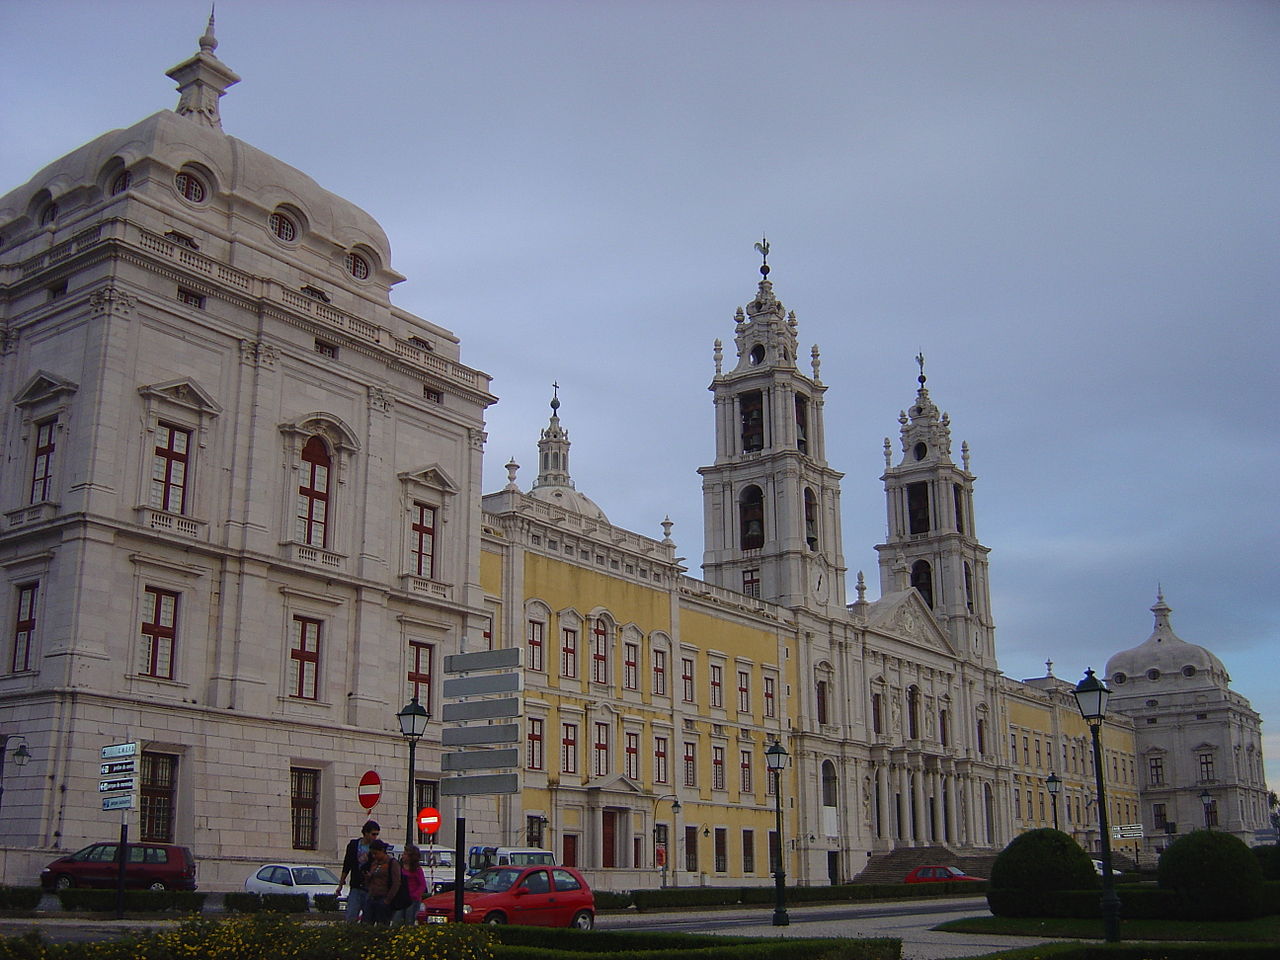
[527,484,609,523]
[1104,593,1227,687]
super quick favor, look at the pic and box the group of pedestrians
[335,820,428,925]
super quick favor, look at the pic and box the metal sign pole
[452,816,466,922]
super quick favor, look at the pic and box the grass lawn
[936,914,1280,943]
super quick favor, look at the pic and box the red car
[420,865,595,929]
[903,864,983,883]
[40,842,197,891]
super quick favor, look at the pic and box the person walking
[391,844,426,926]
[336,820,380,922]
[361,839,401,925]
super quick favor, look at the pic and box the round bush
[987,828,1099,917]
[1252,843,1280,881]
[1158,829,1265,920]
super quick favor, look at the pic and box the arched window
[111,171,132,195]
[821,760,838,807]
[911,560,933,608]
[296,435,331,547]
[964,562,974,613]
[175,171,206,203]
[871,691,883,734]
[739,485,764,550]
[906,685,920,740]
[794,395,809,454]
[953,483,965,534]
[803,488,819,550]
[739,390,763,451]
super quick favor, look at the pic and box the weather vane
[915,351,926,385]
[754,236,770,277]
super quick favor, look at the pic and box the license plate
[425,914,446,924]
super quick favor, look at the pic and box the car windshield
[945,866,967,877]
[292,867,338,885]
[464,867,522,892]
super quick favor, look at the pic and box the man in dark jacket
[336,819,380,921]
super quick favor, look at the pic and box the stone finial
[199,7,218,53]
[167,9,241,129]
[713,339,723,376]
[883,438,892,468]
[1045,659,1054,677]
[660,515,674,543]
[961,441,970,471]
[504,457,520,491]
[856,571,867,603]
[810,344,821,382]
[788,310,798,329]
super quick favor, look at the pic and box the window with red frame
[139,587,178,679]
[593,721,610,776]
[561,723,577,774]
[11,583,37,673]
[527,718,544,770]
[623,642,638,690]
[30,418,56,504]
[526,620,545,672]
[740,750,753,793]
[591,619,609,684]
[561,628,578,678]
[681,658,695,702]
[710,664,723,708]
[407,640,433,712]
[654,736,668,783]
[149,424,191,514]
[410,503,436,578]
[289,616,321,699]
[295,436,330,547]
[742,568,760,598]
[712,746,725,790]
[683,741,697,787]
[737,670,750,712]
[652,648,667,695]
[625,731,639,780]
[764,676,776,718]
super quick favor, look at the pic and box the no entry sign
[358,770,382,810]
[417,806,441,834]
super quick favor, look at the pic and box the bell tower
[875,357,996,666]
[699,242,847,613]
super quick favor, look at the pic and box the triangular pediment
[864,589,955,655]
[138,378,222,415]
[585,773,644,795]
[14,370,78,407]
[399,464,460,494]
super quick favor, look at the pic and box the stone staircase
[853,845,997,883]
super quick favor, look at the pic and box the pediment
[138,378,222,415]
[14,370,78,407]
[864,590,955,655]
[399,464,460,494]
[585,773,644,795]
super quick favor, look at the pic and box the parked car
[1092,859,1105,876]
[40,842,197,891]
[903,864,983,883]
[465,846,556,875]
[244,863,343,906]
[420,864,594,928]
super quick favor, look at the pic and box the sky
[2,1,1277,787]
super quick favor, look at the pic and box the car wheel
[54,874,75,891]
[483,912,506,925]
[570,910,594,930]
[148,881,167,891]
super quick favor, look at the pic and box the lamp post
[764,740,790,927]
[1199,789,1213,831]
[0,736,31,814]
[1074,668,1121,943]
[1046,772,1062,831]
[397,696,430,847]
[653,795,681,888]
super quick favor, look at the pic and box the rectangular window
[561,628,578,679]
[527,718,544,770]
[769,830,780,873]
[652,649,667,696]
[411,503,436,578]
[742,829,755,873]
[289,616,321,700]
[740,749,753,794]
[30,418,57,504]
[139,587,178,679]
[682,658,695,702]
[683,741,697,787]
[738,671,750,713]
[625,731,639,780]
[816,679,829,725]
[149,424,191,514]
[623,642,638,690]
[1199,753,1215,781]
[742,568,760,598]
[710,664,723,708]
[1014,788,1021,819]
[740,390,764,451]
[527,620,545,672]
[906,481,930,535]
[714,827,727,872]
[766,759,777,797]
[11,583,37,673]
[561,723,578,774]
[1149,756,1164,786]
[176,288,204,309]
[764,676,776,719]
[290,767,319,850]
[314,339,338,359]
[872,692,883,733]
[1023,737,1030,765]
[591,620,609,684]
[1153,802,1167,830]
[1035,740,1042,768]
[593,721,610,777]
[295,438,330,548]
[654,736,669,783]
[712,745,725,790]
[684,825,699,873]
[140,752,178,842]
[407,640,433,712]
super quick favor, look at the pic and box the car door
[549,868,590,925]
[78,844,121,888]
[509,868,554,925]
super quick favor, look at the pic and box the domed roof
[527,389,608,523]
[1105,593,1227,687]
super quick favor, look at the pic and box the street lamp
[1073,668,1121,943]
[0,735,31,814]
[1199,789,1213,831]
[764,740,790,927]
[1046,772,1062,831]
[397,696,431,847]
[654,795,681,888]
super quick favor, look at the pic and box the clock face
[811,562,829,602]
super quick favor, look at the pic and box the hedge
[53,888,206,913]
[487,925,899,960]
[630,879,984,911]
[0,888,42,911]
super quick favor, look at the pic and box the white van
[466,845,556,874]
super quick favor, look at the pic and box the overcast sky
[3,1,1277,789]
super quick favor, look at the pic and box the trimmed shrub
[314,892,341,912]
[1252,843,1280,880]
[987,828,1099,917]
[486,924,899,959]
[261,892,309,913]
[591,889,633,910]
[0,887,43,911]
[1158,829,1265,920]
[54,888,205,913]
[222,891,263,913]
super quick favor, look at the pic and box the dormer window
[345,252,370,280]
[269,211,297,242]
[40,203,59,225]
[165,231,199,250]
[174,172,206,203]
[111,171,132,195]
[300,285,330,303]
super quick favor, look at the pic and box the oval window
[1146,669,1160,681]
[175,172,206,203]
[269,211,297,242]
[111,171,132,195]
[749,344,765,366]
[345,251,370,279]
[1181,665,1196,678]
[913,442,927,461]
[40,203,59,225]
[1112,673,1127,685]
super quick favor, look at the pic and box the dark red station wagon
[40,842,197,891]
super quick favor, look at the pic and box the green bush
[487,924,898,959]
[987,828,1099,917]
[261,892,309,913]
[0,887,43,911]
[314,892,341,912]
[1158,829,1266,920]
[223,891,263,913]
[54,888,206,913]
[631,886,740,910]
[591,889,633,909]
[1253,843,1280,880]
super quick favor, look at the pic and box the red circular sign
[417,806,441,834]
[357,770,382,810]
